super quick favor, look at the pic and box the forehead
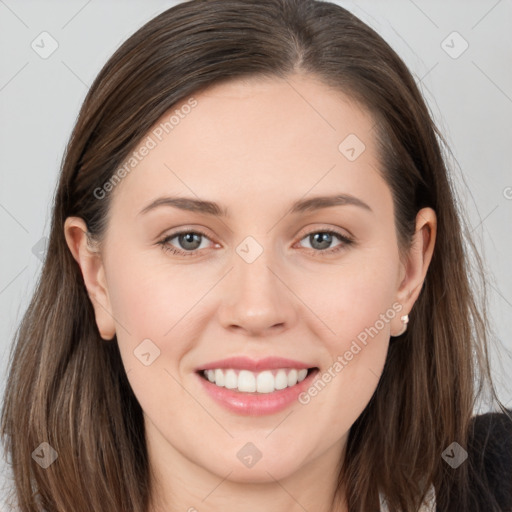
[108,73,389,219]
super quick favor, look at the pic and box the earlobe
[64,217,116,340]
[391,207,437,336]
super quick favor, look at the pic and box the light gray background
[1,0,511,507]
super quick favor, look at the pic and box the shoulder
[436,408,512,512]
[469,408,512,456]
[467,408,512,507]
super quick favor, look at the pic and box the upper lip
[197,356,315,372]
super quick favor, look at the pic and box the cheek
[297,246,399,420]
[296,267,396,439]
[103,254,201,421]
[101,249,195,389]
[105,248,210,339]
[314,249,399,350]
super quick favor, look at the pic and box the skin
[65,72,436,512]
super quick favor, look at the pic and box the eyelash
[157,227,354,258]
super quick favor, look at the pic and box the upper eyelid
[162,227,214,244]
[296,225,354,241]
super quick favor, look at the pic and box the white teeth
[287,369,298,387]
[256,371,275,393]
[214,369,225,387]
[238,370,256,392]
[274,369,288,390]
[202,367,311,393]
[224,369,238,389]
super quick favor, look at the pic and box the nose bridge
[218,233,296,334]
[235,237,275,294]
[233,234,281,307]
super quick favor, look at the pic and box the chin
[200,442,311,484]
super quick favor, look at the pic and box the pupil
[312,232,331,250]
[180,233,201,250]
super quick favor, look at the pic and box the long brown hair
[2,1,509,510]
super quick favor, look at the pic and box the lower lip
[196,369,319,416]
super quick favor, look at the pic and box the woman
[2,0,511,511]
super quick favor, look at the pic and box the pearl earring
[392,313,409,337]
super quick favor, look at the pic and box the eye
[297,229,354,255]
[158,229,215,257]
[157,227,354,258]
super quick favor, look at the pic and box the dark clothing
[436,409,512,511]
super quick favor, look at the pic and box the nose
[217,245,298,337]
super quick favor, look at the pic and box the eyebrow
[138,193,372,217]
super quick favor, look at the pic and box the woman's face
[70,73,434,489]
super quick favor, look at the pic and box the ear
[390,207,437,336]
[64,217,116,340]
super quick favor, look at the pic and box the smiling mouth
[197,367,318,394]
